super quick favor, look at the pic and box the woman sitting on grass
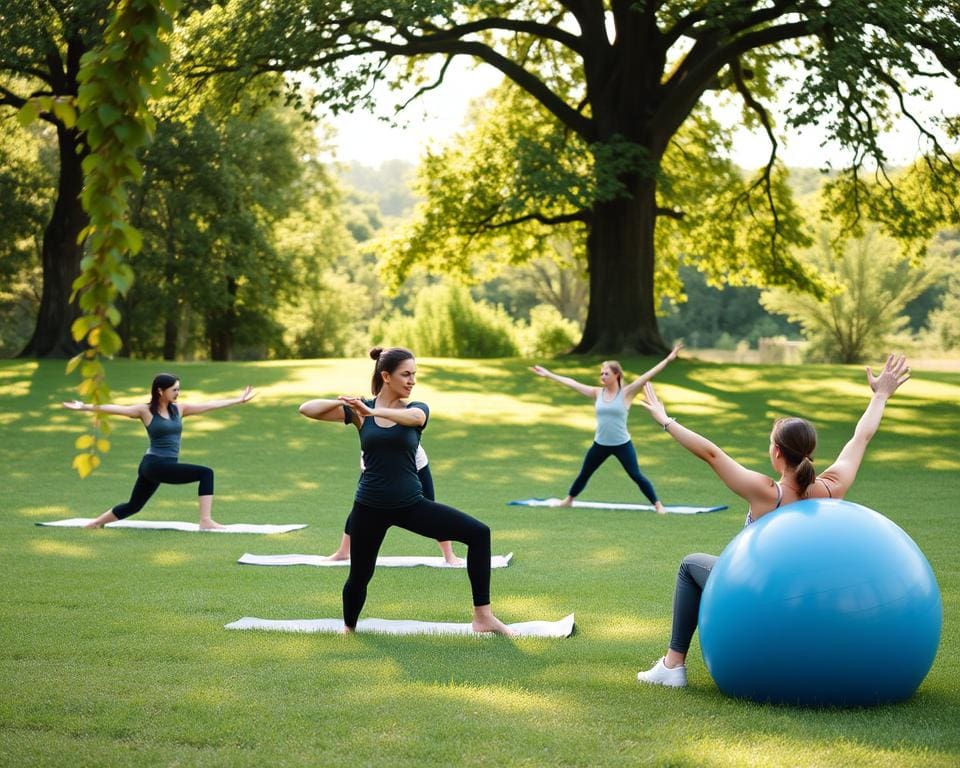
[530,343,683,512]
[299,346,510,635]
[634,354,910,688]
[63,374,256,529]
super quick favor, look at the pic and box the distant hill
[340,160,418,218]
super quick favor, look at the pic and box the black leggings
[344,465,435,534]
[568,441,659,503]
[668,553,718,654]
[342,498,491,628]
[112,455,215,519]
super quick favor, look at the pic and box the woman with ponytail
[299,347,512,635]
[63,374,256,529]
[634,354,911,688]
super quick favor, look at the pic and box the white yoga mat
[237,552,513,568]
[225,612,574,638]
[37,518,307,534]
[507,498,727,514]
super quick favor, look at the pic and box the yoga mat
[225,612,574,638]
[507,498,727,514]
[36,518,307,534]
[237,552,513,568]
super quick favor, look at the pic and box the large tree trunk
[19,125,88,358]
[572,177,666,355]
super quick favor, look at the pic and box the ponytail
[772,417,818,497]
[369,346,414,395]
[149,373,179,415]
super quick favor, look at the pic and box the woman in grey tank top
[530,343,682,512]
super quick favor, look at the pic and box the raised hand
[640,382,670,427]
[668,341,684,360]
[62,400,85,410]
[529,365,549,377]
[866,354,910,399]
[239,385,257,403]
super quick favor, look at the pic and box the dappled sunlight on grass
[150,550,192,567]
[588,545,629,564]
[677,733,954,768]
[583,615,666,643]
[870,446,960,468]
[492,528,548,543]
[183,685,241,708]
[422,680,567,716]
[29,539,94,559]
[295,480,321,490]
[17,505,72,519]
[498,593,572,619]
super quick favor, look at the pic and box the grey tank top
[595,388,631,446]
[145,404,182,458]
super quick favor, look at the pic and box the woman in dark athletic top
[299,347,512,635]
[634,354,911,688]
[63,374,256,529]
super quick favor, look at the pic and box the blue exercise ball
[699,498,941,706]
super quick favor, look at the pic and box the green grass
[1,356,958,767]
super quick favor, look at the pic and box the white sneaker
[636,657,687,688]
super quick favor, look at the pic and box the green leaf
[52,99,77,128]
[97,103,123,128]
[17,101,39,126]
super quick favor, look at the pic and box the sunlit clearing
[150,550,191,566]
[19,505,72,519]
[30,539,93,558]
[295,480,321,490]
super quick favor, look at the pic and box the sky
[322,59,958,172]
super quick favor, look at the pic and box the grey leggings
[668,552,719,654]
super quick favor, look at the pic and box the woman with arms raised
[634,354,910,687]
[63,374,256,529]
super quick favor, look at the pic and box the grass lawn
[1,355,958,767]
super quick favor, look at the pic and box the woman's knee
[198,467,214,496]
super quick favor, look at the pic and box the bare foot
[655,501,667,515]
[342,625,355,634]
[444,555,465,567]
[559,496,574,507]
[325,551,350,561]
[199,520,226,530]
[84,520,105,529]
[472,606,515,637]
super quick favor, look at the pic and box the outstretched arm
[529,365,596,398]
[639,382,771,502]
[817,354,910,498]
[62,401,149,420]
[622,343,683,401]
[299,398,357,425]
[180,386,257,417]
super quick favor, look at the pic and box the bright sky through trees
[324,60,959,171]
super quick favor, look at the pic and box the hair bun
[369,347,384,361]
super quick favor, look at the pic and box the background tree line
[2,1,959,365]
